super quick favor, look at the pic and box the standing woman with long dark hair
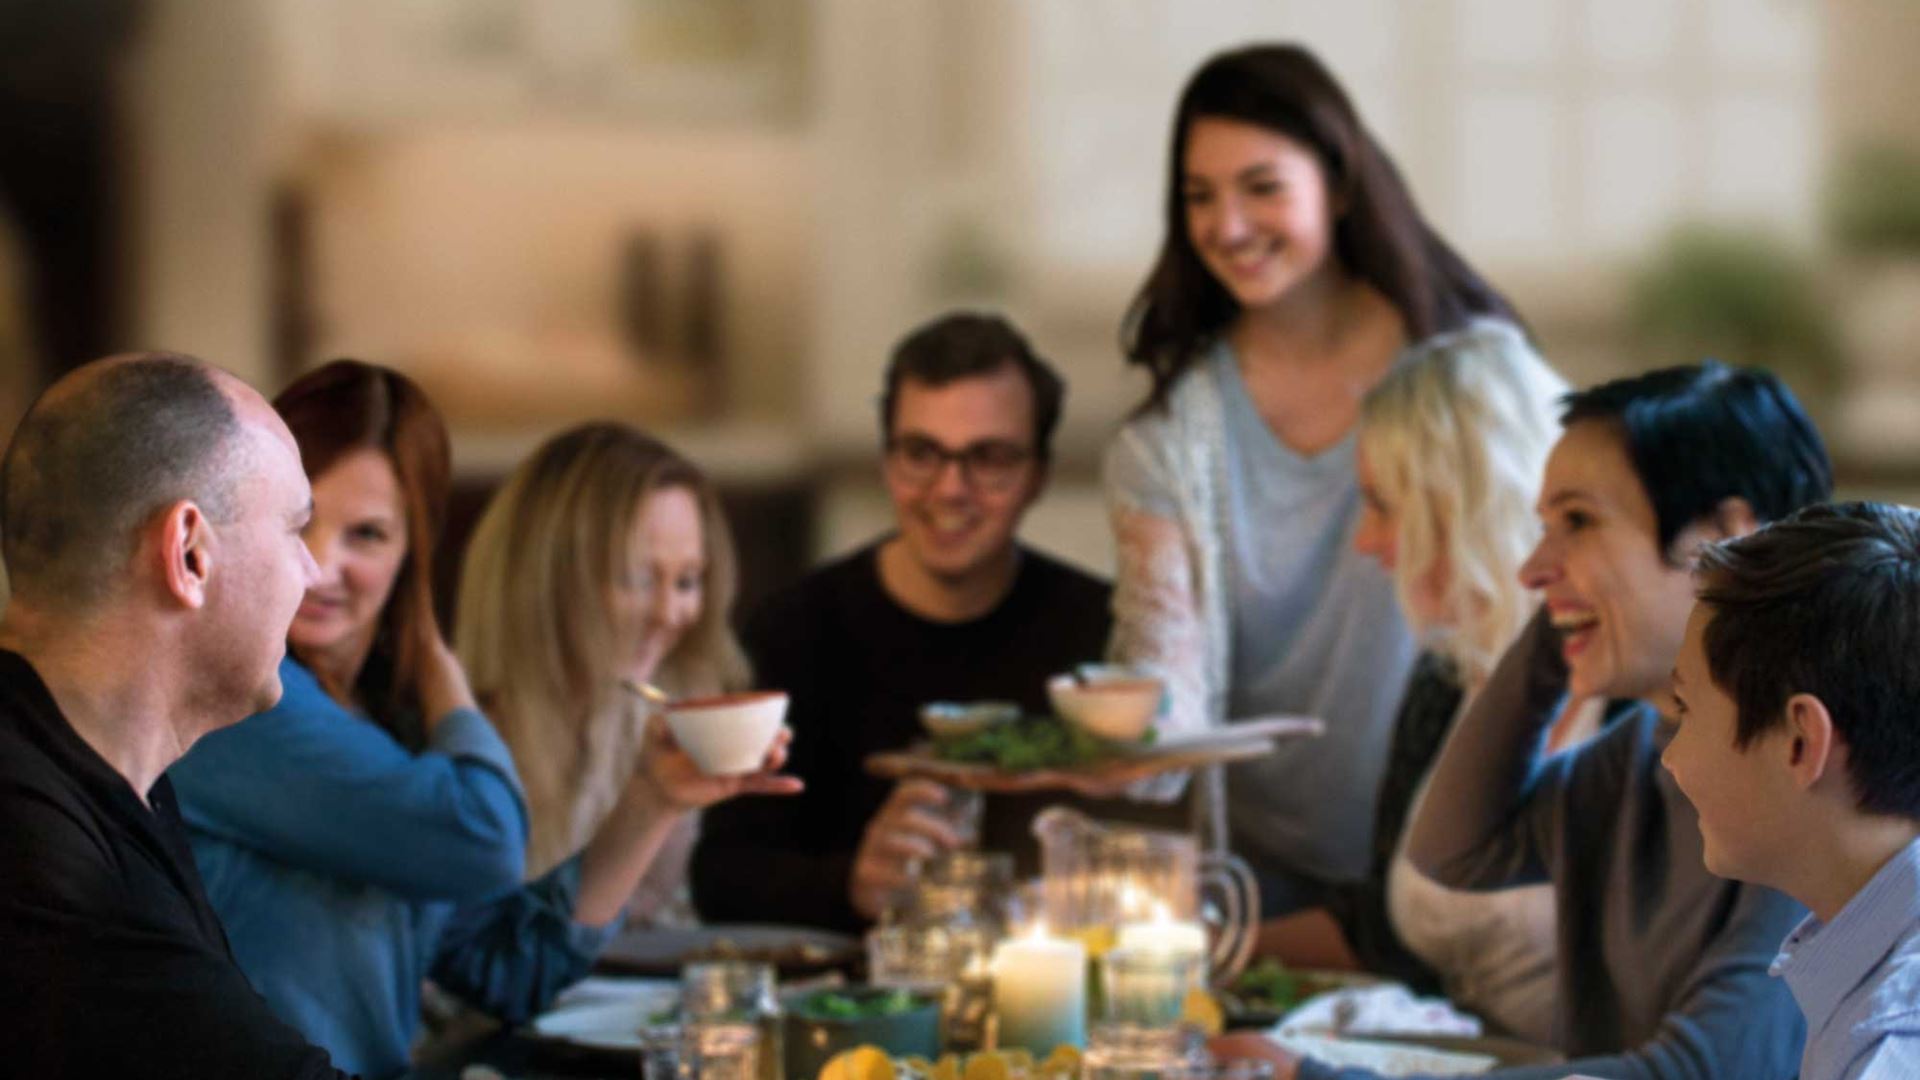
[1105,44,1526,915]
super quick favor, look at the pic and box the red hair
[274,359,450,725]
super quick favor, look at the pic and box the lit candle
[1116,903,1207,958]
[990,924,1087,1053]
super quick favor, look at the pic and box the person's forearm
[574,780,682,927]
[1404,609,1564,888]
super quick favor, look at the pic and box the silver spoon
[620,678,672,709]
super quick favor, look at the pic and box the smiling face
[288,447,408,666]
[1663,603,1796,882]
[609,485,707,687]
[883,366,1044,589]
[1520,421,1703,702]
[1182,116,1341,312]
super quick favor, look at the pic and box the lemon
[929,1054,962,1080]
[1065,925,1118,958]
[963,1050,1011,1080]
[1181,986,1226,1036]
[1040,1044,1082,1078]
[820,1046,896,1080]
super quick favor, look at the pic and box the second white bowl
[1046,674,1163,742]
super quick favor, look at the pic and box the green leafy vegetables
[796,989,925,1020]
[931,716,1153,771]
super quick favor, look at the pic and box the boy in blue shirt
[1665,501,1920,1080]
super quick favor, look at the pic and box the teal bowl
[783,988,941,1080]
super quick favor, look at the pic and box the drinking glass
[680,961,783,1080]
[639,1023,682,1080]
[1099,947,1206,1029]
[679,1021,760,1080]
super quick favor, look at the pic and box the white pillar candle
[991,927,1087,1053]
[1115,920,1206,956]
[1116,905,1207,958]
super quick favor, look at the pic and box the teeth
[1550,612,1599,632]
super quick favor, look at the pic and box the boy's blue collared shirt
[1772,835,1920,1080]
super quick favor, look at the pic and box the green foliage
[1626,225,1843,394]
[932,716,1152,770]
[1827,145,1920,256]
[795,989,926,1021]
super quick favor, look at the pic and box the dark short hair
[1695,502,1920,818]
[1559,361,1832,556]
[0,354,240,606]
[878,312,1066,462]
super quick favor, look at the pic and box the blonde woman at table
[1105,43,1524,911]
[457,421,752,921]
[1251,320,1586,1043]
[169,363,797,1080]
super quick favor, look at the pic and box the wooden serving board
[865,716,1322,793]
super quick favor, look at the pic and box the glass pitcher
[1032,808,1257,981]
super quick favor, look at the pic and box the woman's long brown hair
[274,359,450,734]
[1123,43,1520,412]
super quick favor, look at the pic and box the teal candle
[990,929,1087,1053]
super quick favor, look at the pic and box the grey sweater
[1296,611,1806,1080]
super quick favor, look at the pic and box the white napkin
[1277,984,1483,1039]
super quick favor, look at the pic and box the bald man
[0,354,347,1077]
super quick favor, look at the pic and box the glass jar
[866,850,1016,1048]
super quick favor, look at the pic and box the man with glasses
[693,312,1157,930]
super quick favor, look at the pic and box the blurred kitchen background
[3,0,1918,613]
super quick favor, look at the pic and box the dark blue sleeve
[427,854,621,1023]
[1295,883,1806,1080]
[170,658,528,900]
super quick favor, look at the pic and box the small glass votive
[639,1023,684,1080]
[679,961,781,1080]
[1167,1062,1276,1080]
[679,1021,760,1080]
[1081,1024,1206,1080]
[1099,946,1207,1029]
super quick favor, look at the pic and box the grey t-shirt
[1109,346,1417,890]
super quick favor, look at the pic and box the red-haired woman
[169,360,796,1079]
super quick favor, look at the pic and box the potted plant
[1624,224,1844,412]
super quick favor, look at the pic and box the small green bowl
[784,988,941,1080]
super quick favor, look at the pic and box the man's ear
[1782,691,1838,792]
[158,500,214,610]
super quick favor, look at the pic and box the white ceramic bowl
[665,691,789,775]
[1046,673,1164,742]
[919,700,1021,741]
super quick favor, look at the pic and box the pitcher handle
[1198,851,1259,984]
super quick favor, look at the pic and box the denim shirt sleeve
[428,853,623,1023]
[170,657,529,900]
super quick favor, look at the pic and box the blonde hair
[456,422,749,869]
[1358,321,1566,685]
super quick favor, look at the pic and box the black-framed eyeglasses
[884,435,1035,491]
